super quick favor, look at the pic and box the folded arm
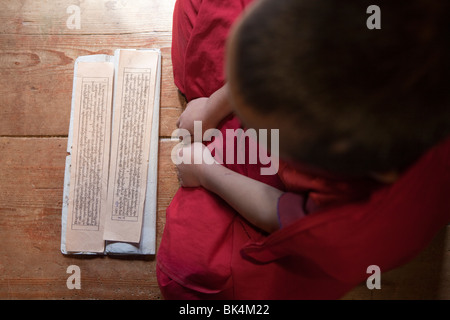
[176,143,283,233]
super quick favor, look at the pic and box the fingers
[175,111,193,135]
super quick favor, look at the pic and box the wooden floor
[0,0,448,300]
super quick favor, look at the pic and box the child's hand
[176,97,216,139]
[176,142,217,187]
[176,84,232,139]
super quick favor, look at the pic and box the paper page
[65,61,114,253]
[103,50,159,243]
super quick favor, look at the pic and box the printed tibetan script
[66,62,114,252]
[65,50,159,252]
[103,51,158,243]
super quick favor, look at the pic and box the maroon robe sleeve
[277,193,307,228]
[277,192,319,228]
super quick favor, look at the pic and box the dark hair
[230,0,450,176]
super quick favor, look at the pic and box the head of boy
[226,0,450,179]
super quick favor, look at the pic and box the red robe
[156,0,450,299]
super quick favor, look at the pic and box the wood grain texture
[0,0,181,299]
[0,34,182,136]
[0,0,175,35]
[0,137,179,299]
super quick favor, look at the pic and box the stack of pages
[61,49,161,255]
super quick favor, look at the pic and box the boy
[157,0,450,299]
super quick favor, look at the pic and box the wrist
[198,161,223,191]
[207,85,232,122]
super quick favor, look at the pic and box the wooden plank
[160,107,182,138]
[0,0,182,300]
[156,139,179,250]
[0,137,178,299]
[0,0,175,35]
[0,34,182,137]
